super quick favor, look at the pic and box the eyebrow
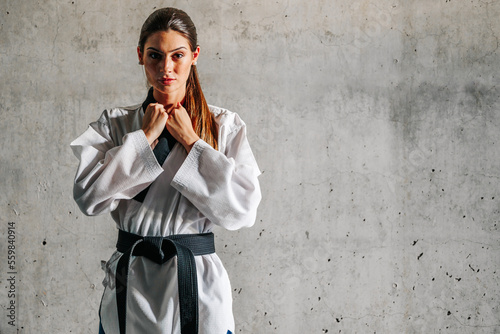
[146,46,188,54]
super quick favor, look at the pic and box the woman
[71,7,261,334]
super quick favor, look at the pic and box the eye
[148,52,161,60]
[173,53,184,59]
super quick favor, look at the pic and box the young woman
[71,7,261,334]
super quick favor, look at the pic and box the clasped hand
[142,102,200,153]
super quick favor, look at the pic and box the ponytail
[184,65,218,150]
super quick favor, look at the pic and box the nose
[160,57,173,73]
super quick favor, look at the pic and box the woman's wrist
[142,129,157,145]
[182,134,200,153]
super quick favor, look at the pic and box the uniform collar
[142,87,156,112]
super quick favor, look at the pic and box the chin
[152,84,173,93]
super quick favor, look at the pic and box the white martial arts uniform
[70,102,261,334]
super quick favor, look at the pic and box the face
[137,30,200,103]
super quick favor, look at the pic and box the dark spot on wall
[417,252,424,260]
[42,240,47,246]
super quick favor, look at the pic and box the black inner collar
[142,87,156,112]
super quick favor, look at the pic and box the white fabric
[70,103,261,334]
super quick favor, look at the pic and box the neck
[153,87,186,107]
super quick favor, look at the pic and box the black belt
[114,229,215,334]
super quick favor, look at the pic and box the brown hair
[139,8,218,150]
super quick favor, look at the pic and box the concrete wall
[1,0,499,333]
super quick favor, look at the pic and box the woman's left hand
[166,102,200,153]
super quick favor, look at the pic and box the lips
[159,77,175,85]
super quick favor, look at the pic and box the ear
[192,46,200,65]
[137,46,144,65]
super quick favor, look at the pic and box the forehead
[144,30,191,51]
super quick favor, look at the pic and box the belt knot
[142,236,165,263]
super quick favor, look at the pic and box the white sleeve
[171,117,262,231]
[70,116,164,216]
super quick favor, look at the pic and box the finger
[167,106,176,117]
[153,105,169,120]
[168,102,181,114]
[146,102,157,111]
[154,103,165,113]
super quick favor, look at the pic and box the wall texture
[1,0,499,333]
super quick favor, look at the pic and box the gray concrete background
[1,0,499,333]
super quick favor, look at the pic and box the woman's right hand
[141,103,169,145]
